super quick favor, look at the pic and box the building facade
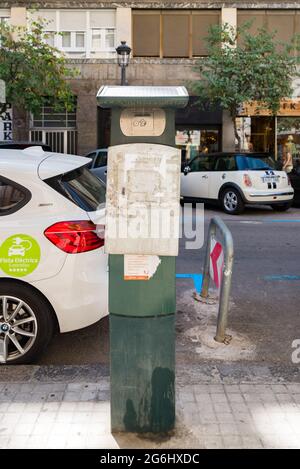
[0,1,300,161]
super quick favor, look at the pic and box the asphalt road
[37,204,300,366]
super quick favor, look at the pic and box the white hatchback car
[181,152,294,214]
[0,147,108,364]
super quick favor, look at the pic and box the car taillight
[44,221,105,254]
[243,174,252,187]
[288,175,291,186]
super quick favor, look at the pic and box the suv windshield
[45,166,106,212]
[236,155,276,171]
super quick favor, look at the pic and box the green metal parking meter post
[97,86,188,433]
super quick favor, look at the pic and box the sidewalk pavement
[1,364,300,449]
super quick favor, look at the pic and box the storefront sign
[0,104,12,141]
[239,99,300,117]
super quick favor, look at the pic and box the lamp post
[116,41,131,86]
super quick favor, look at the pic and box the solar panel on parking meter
[97,85,189,433]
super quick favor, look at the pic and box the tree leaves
[191,22,300,147]
[0,18,76,115]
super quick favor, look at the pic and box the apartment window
[237,10,300,50]
[29,9,116,57]
[61,31,85,50]
[163,11,189,58]
[91,28,115,51]
[0,12,10,46]
[44,31,55,47]
[133,10,220,58]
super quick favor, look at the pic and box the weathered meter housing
[97,85,188,146]
[97,85,188,433]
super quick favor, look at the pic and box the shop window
[277,117,300,166]
[176,128,220,163]
[235,116,275,154]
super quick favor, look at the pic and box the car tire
[220,188,245,215]
[271,202,292,212]
[0,282,55,365]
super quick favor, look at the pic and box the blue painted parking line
[265,220,300,223]
[264,275,300,281]
[176,273,203,294]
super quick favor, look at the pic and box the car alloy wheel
[224,191,238,212]
[0,296,38,363]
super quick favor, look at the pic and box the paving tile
[224,385,240,393]
[7,435,28,449]
[271,385,288,394]
[46,435,67,449]
[203,436,224,449]
[26,435,48,449]
[219,423,239,436]
[216,412,235,423]
[0,437,9,448]
[0,375,299,449]
[208,385,224,394]
[14,423,35,436]
[242,436,263,449]
[214,403,231,413]
[222,435,243,449]
[211,393,228,403]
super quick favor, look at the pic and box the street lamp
[115,41,131,86]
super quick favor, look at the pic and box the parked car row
[83,148,297,215]
[181,152,294,214]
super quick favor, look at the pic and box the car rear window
[0,177,30,215]
[45,166,106,212]
[236,155,276,171]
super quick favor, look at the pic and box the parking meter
[97,86,188,433]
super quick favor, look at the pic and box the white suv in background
[0,147,107,364]
[181,152,294,214]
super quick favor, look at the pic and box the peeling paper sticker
[124,255,161,281]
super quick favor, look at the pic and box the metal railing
[30,129,78,154]
[200,216,234,344]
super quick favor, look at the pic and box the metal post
[121,66,126,86]
[201,220,216,299]
[214,219,234,343]
[200,216,234,343]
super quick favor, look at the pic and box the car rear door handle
[202,175,208,179]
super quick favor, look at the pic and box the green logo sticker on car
[0,234,41,277]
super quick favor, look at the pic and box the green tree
[192,22,300,150]
[0,18,76,137]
